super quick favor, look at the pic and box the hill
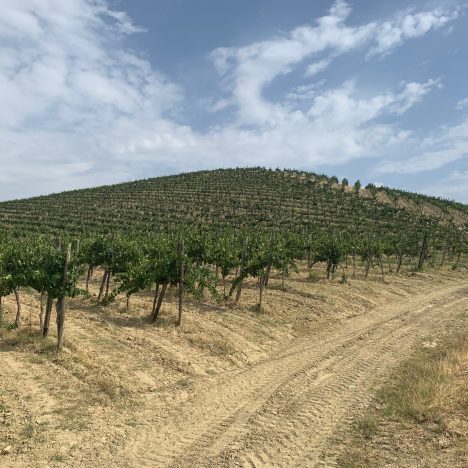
[0,167,466,237]
[0,173,466,466]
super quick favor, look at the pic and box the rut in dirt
[120,284,467,468]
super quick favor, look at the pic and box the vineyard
[0,167,467,467]
[0,167,466,236]
[0,167,466,352]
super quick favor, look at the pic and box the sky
[0,0,467,202]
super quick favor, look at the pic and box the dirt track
[120,283,467,467]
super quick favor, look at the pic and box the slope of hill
[0,169,466,467]
[0,167,465,237]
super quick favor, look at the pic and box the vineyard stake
[57,243,71,352]
[235,236,249,303]
[177,239,184,327]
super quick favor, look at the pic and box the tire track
[121,284,467,467]
[235,298,464,467]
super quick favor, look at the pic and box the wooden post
[151,283,167,322]
[396,251,404,273]
[258,276,264,310]
[57,243,71,352]
[151,283,160,316]
[98,270,108,302]
[85,265,93,293]
[307,245,313,269]
[177,240,184,327]
[235,237,249,303]
[105,271,111,298]
[379,256,385,281]
[417,233,428,270]
[39,291,45,330]
[440,243,449,267]
[264,263,272,288]
[13,288,21,328]
[42,295,54,337]
[365,246,374,278]
[42,239,63,337]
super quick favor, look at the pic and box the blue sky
[0,0,467,202]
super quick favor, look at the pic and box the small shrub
[356,416,377,439]
[95,376,120,399]
[308,270,320,283]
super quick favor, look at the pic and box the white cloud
[209,1,457,126]
[285,81,326,101]
[305,59,332,77]
[113,80,430,172]
[376,119,468,174]
[456,97,468,110]
[210,1,372,125]
[0,0,181,127]
[420,170,468,202]
[377,147,465,174]
[0,0,181,197]
[387,79,442,115]
[368,7,460,57]
[0,0,463,201]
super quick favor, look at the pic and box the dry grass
[337,328,468,467]
[0,263,465,466]
[379,333,468,424]
[0,327,56,354]
[0,326,126,406]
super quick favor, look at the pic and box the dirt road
[1,279,466,467]
[121,283,467,467]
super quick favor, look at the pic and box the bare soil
[0,266,466,467]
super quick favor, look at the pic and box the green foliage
[316,235,345,269]
[0,168,463,239]
[205,231,240,279]
[0,168,465,331]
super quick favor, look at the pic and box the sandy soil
[0,266,466,467]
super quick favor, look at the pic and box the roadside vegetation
[338,325,468,467]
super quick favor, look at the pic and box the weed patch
[337,329,468,467]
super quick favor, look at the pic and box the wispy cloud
[368,6,460,57]
[420,170,468,202]
[209,1,457,126]
[456,97,468,110]
[376,119,468,174]
[0,0,464,201]
[0,0,181,196]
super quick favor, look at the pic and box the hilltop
[0,167,465,236]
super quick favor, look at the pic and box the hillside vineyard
[0,168,466,351]
[0,168,466,236]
